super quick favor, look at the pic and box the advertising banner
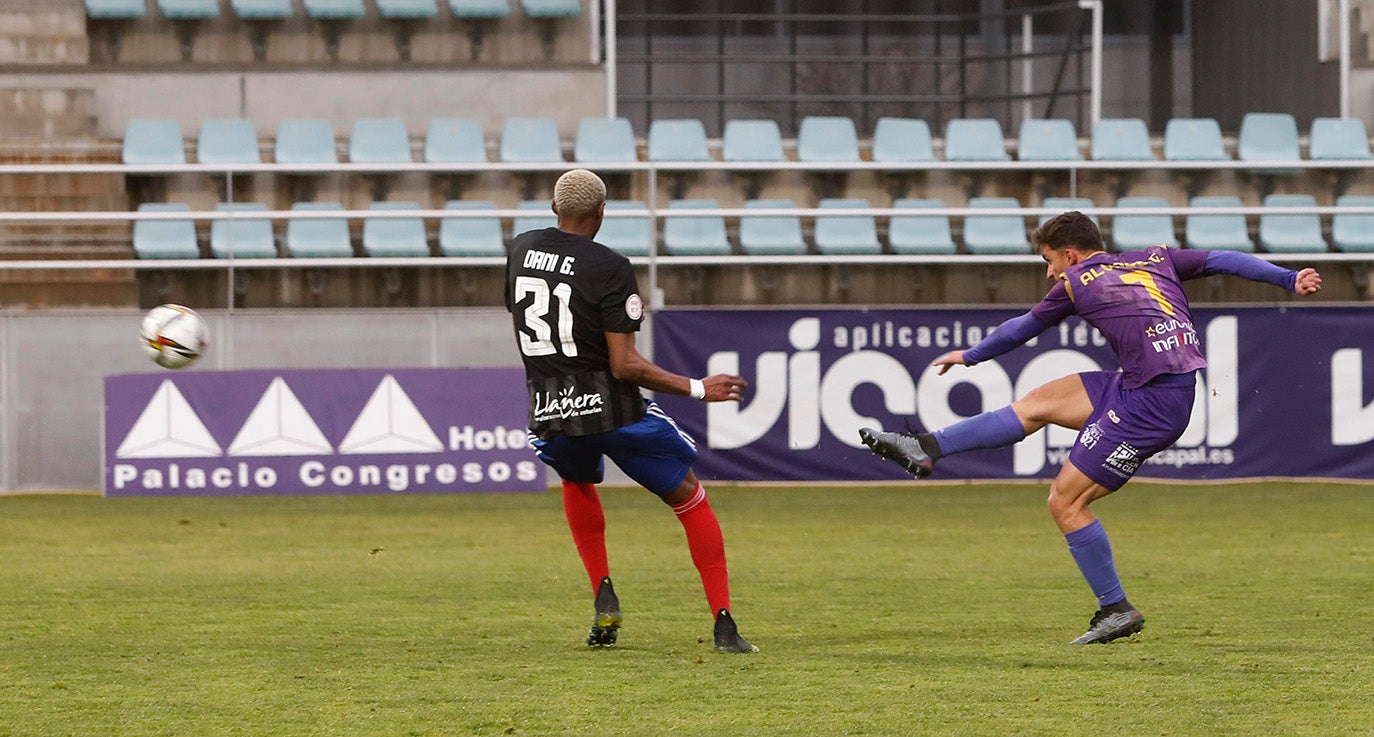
[653,307,1374,483]
[104,368,544,496]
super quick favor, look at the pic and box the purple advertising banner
[104,368,544,496]
[653,307,1374,483]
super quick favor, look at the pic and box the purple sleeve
[1172,248,1297,291]
[962,311,1054,364]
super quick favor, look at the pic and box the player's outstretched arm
[1293,267,1323,296]
[605,331,746,402]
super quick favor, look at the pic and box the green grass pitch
[1,482,1371,736]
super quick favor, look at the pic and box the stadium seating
[1163,118,1229,161]
[302,0,367,18]
[597,201,653,256]
[362,201,430,257]
[663,200,731,256]
[574,117,638,163]
[1111,196,1179,250]
[1258,194,1327,253]
[285,202,353,257]
[520,0,581,17]
[513,200,556,235]
[739,199,806,255]
[1331,195,1374,252]
[123,119,186,164]
[1090,118,1156,161]
[500,117,564,163]
[1040,197,1096,224]
[647,119,712,162]
[871,117,935,164]
[133,203,200,259]
[86,0,146,17]
[797,117,860,162]
[274,119,339,164]
[1238,112,1301,178]
[963,197,1029,254]
[722,119,786,162]
[230,0,295,19]
[813,198,881,255]
[210,203,279,259]
[1017,119,1082,161]
[944,119,1010,161]
[423,119,488,163]
[377,0,440,18]
[1185,195,1254,251]
[197,119,261,165]
[887,198,956,255]
[348,118,413,163]
[450,0,512,17]
[438,201,505,257]
[1308,117,1372,160]
[158,0,219,18]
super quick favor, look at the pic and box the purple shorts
[1068,370,1197,491]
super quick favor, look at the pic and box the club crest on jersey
[625,293,644,320]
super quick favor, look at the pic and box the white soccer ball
[139,304,208,369]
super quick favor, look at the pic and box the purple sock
[1065,519,1127,607]
[931,406,1026,456]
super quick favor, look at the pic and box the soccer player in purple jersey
[860,211,1323,644]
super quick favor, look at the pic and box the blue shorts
[1069,371,1197,491]
[527,400,699,496]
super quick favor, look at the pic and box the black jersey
[506,227,648,438]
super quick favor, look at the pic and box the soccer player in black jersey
[505,169,758,653]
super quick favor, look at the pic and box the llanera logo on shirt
[534,386,605,421]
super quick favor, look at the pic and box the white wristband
[688,378,706,400]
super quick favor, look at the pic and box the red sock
[671,483,731,617]
[561,480,608,593]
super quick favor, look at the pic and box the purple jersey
[1031,246,1207,389]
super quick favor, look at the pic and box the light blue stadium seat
[274,119,338,164]
[362,202,429,257]
[739,199,805,255]
[500,117,564,163]
[1259,194,1327,253]
[1238,112,1301,175]
[574,117,637,163]
[210,203,277,259]
[197,119,260,165]
[1112,196,1178,250]
[450,0,511,16]
[520,0,581,17]
[349,118,413,163]
[133,203,199,259]
[963,197,1029,254]
[663,199,730,256]
[1017,119,1082,161]
[85,0,147,18]
[302,0,367,18]
[513,200,556,235]
[123,119,186,164]
[1091,118,1156,161]
[1332,195,1374,252]
[424,119,487,163]
[377,0,439,18]
[798,117,860,162]
[286,202,353,258]
[230,0,295,19]
[1163,118,1229,160]
[598,201,652,256]
[1308,117,1372,160]
[722,119,785,162]
[944,119,1010,161]
[1039,197,1096,224]
[647,119,711,161]
[438,201,504,257]
[888,198,956,255]
[814,198,880,254]
[1186,196,1254,252]
[872,117,935,164]
[158,0,220,18]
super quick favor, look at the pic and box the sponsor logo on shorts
[1105,442,1142,475]
[1107,409,1121,424]
[1080,421,1103,450]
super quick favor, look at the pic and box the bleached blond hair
[553,169,606,217]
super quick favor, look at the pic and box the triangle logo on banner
[227,377,334,456]
[338,375,444,454]
[116,380,222,458]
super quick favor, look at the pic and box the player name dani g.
[523,249,576,275]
